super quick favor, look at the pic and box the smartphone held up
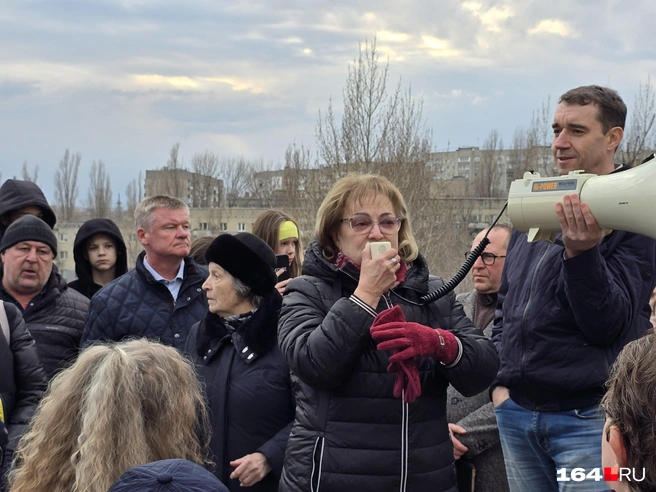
[276,254,290,281]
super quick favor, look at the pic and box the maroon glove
[372,305,406,325]
[371,321,459,366]
[370,306,422,403]
[389,359,421,403]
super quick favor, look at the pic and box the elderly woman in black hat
[185,233,295,492]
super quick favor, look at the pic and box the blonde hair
[8,339,211,492]
[315,173,418,262]
[252,209,304,278]
[134,195,189,231]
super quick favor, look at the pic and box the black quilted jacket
[186,291,294,492]
[0,269,89,381]
[277,241,499,492]
[0,301,47,450]
[81,251,208,350]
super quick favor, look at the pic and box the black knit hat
[0,215,58,257]
[204,233,277,296]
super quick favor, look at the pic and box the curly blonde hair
[8,339,211,492]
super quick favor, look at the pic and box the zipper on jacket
[519,242,554,383]
[399,396,409,492]
[310,435,325,492]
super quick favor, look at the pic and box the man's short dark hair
[559,85,627,133]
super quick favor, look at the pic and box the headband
[279,220,299,241]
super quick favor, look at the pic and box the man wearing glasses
[447,225,512,492]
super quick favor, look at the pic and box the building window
[60,251,68,260]
[238,222,246,231]
[219,223,228,231]
[129,234,137,241]
[59,232,68,242]
[199,222,208,230]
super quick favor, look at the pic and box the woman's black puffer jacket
[0,301,48,450]
[277,241,499,492]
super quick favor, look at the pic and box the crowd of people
[0,84,655,492]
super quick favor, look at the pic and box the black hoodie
[68,218,128,299]
[0,179,56,241]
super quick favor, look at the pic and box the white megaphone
[507,154,656,243]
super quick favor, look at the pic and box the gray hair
[134,196,190,231]
[231,275,263,308]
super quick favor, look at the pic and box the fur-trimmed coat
[186,291,295,492]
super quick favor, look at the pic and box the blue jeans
[494,397,607,492]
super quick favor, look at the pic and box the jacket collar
[195,290,282,364]
[135,250,206,286]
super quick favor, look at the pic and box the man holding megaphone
[491,85,656,492]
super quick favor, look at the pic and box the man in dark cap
[0,216,89,380]
[109,459,229,492]
[0,179,56,243]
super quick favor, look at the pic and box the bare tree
[473,129,505,198]
[161,143,187,199]
[191,151,222,207]
[21,161,39,183]
[88,159,113,218]
[621,75,656,167]
[220,156,254,207]
[54,149,81,221]
[510,96,554,179]
[317,38,432,178]
[126,171,143,216]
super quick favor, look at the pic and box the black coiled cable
[417,201,508,305]
[418,235,491,305]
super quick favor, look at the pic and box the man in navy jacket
[492,85,656,492]
[81,196,207,350]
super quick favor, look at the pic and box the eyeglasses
[464,251,506,266]
[341,216,403,234]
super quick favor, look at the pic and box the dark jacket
[81,251,207,350]
[448,290,508,492]
[186,291,294,492]
[0,269,89,381]
[68,218,128,299]
[277,241,500,492]
[0,179,56,242]
[492,228,656,411]
[0,301,47,450]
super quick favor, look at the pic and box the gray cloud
[1,0,655,201]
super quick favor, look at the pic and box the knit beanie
[0,215,58,257]
[108,459,229,492]
[204,233,277,296]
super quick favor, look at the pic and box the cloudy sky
[1,0,654,203]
